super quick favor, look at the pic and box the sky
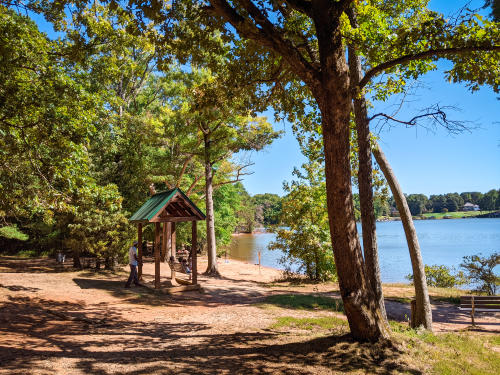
[242,0,500,197]
[30,1,499,197]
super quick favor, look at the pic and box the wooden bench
[168,261,191,285]
[459,295,500,325]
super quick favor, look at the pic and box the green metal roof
[129,188,205,223]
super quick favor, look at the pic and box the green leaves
[0,6,98,219]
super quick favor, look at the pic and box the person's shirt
[129,246,138,266]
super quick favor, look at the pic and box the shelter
[129,188,206,289]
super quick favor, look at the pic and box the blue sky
[242,0,500,197]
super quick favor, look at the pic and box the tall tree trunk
[372,143,433,330]
[311,5,389,341]
[203,133,219,276]
[348,38,387,323]
[319,96,389,341]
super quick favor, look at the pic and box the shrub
[460,253,499,295]
[406,264,468,288]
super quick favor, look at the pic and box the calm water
[228,218,500,283]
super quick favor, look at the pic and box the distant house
[463,202,480,211]
[390,206,400,217]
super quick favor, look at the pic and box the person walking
[125,241,142,288]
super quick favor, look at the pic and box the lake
[228,218,500,283]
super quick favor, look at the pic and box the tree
[407,194,429,215]
[461,191,484,205]
[479,189,499,210]
[0,6,98,221]
[253,193,282,225]
[406,264,468,288]
[22,0,500,342]
[270,162,336,281]
[461,253,500,295]
[430,195,447,213]
[179,70,280,275]
[64,183,134,268]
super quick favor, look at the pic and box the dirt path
[0,256,498,374]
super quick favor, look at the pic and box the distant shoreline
[378,210,500,222]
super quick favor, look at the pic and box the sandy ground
[0,256,498,374]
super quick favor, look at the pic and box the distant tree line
[235,193,283,233]
[398,189,500,216]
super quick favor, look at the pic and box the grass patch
[387,296,412,304]
[263,294,344,312]
[272,316,347,330]
[389,320,500,374]
[0,225,28,241]
[430,295,461,305]
[383,283,466,304]
[420,210,496,219]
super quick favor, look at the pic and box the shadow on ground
[0,295,421,375]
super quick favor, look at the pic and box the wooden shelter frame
[129,188,206,290]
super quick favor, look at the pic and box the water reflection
[229,233,282,267]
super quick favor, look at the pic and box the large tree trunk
[372,143,433,330]
[203,133,219,276]
[348,41,387,323]
[311,5,389,342]
[319,96,389,341]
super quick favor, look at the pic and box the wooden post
[258,251,261,275]
[191,220,197,285]
[155,222,161,289]
[410,299,416,328]
[471,295,475,326]
[171,222,176,259]
[138,223,143,280]
[165,222,172,260]
[161,222,167,262]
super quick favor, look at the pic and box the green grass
[263,294,344,312]
[0,225,28,241]
[430,295,461,305]
[389,321,500,375]
[386,296,412,304]
[272,316,347,330]
[420,210,496,219]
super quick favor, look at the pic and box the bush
[460,253,499,295]
[406,264,468,288]
[64,183,134,269]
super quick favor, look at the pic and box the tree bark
[372,143,433,330]
[308,3,389,341]
[203,133,219,276]
[73,250,81,269]
[348,35,387,323]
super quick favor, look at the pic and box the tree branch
[186,174,204,196]
[208,0,320,85]
[284,0,313,17]
[213,162,254,188]
[368,104,471,134]
[359,45,500,89]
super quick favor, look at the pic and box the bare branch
[369,104,473,134]
[213,162,255,188]
[359,45,500,89]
